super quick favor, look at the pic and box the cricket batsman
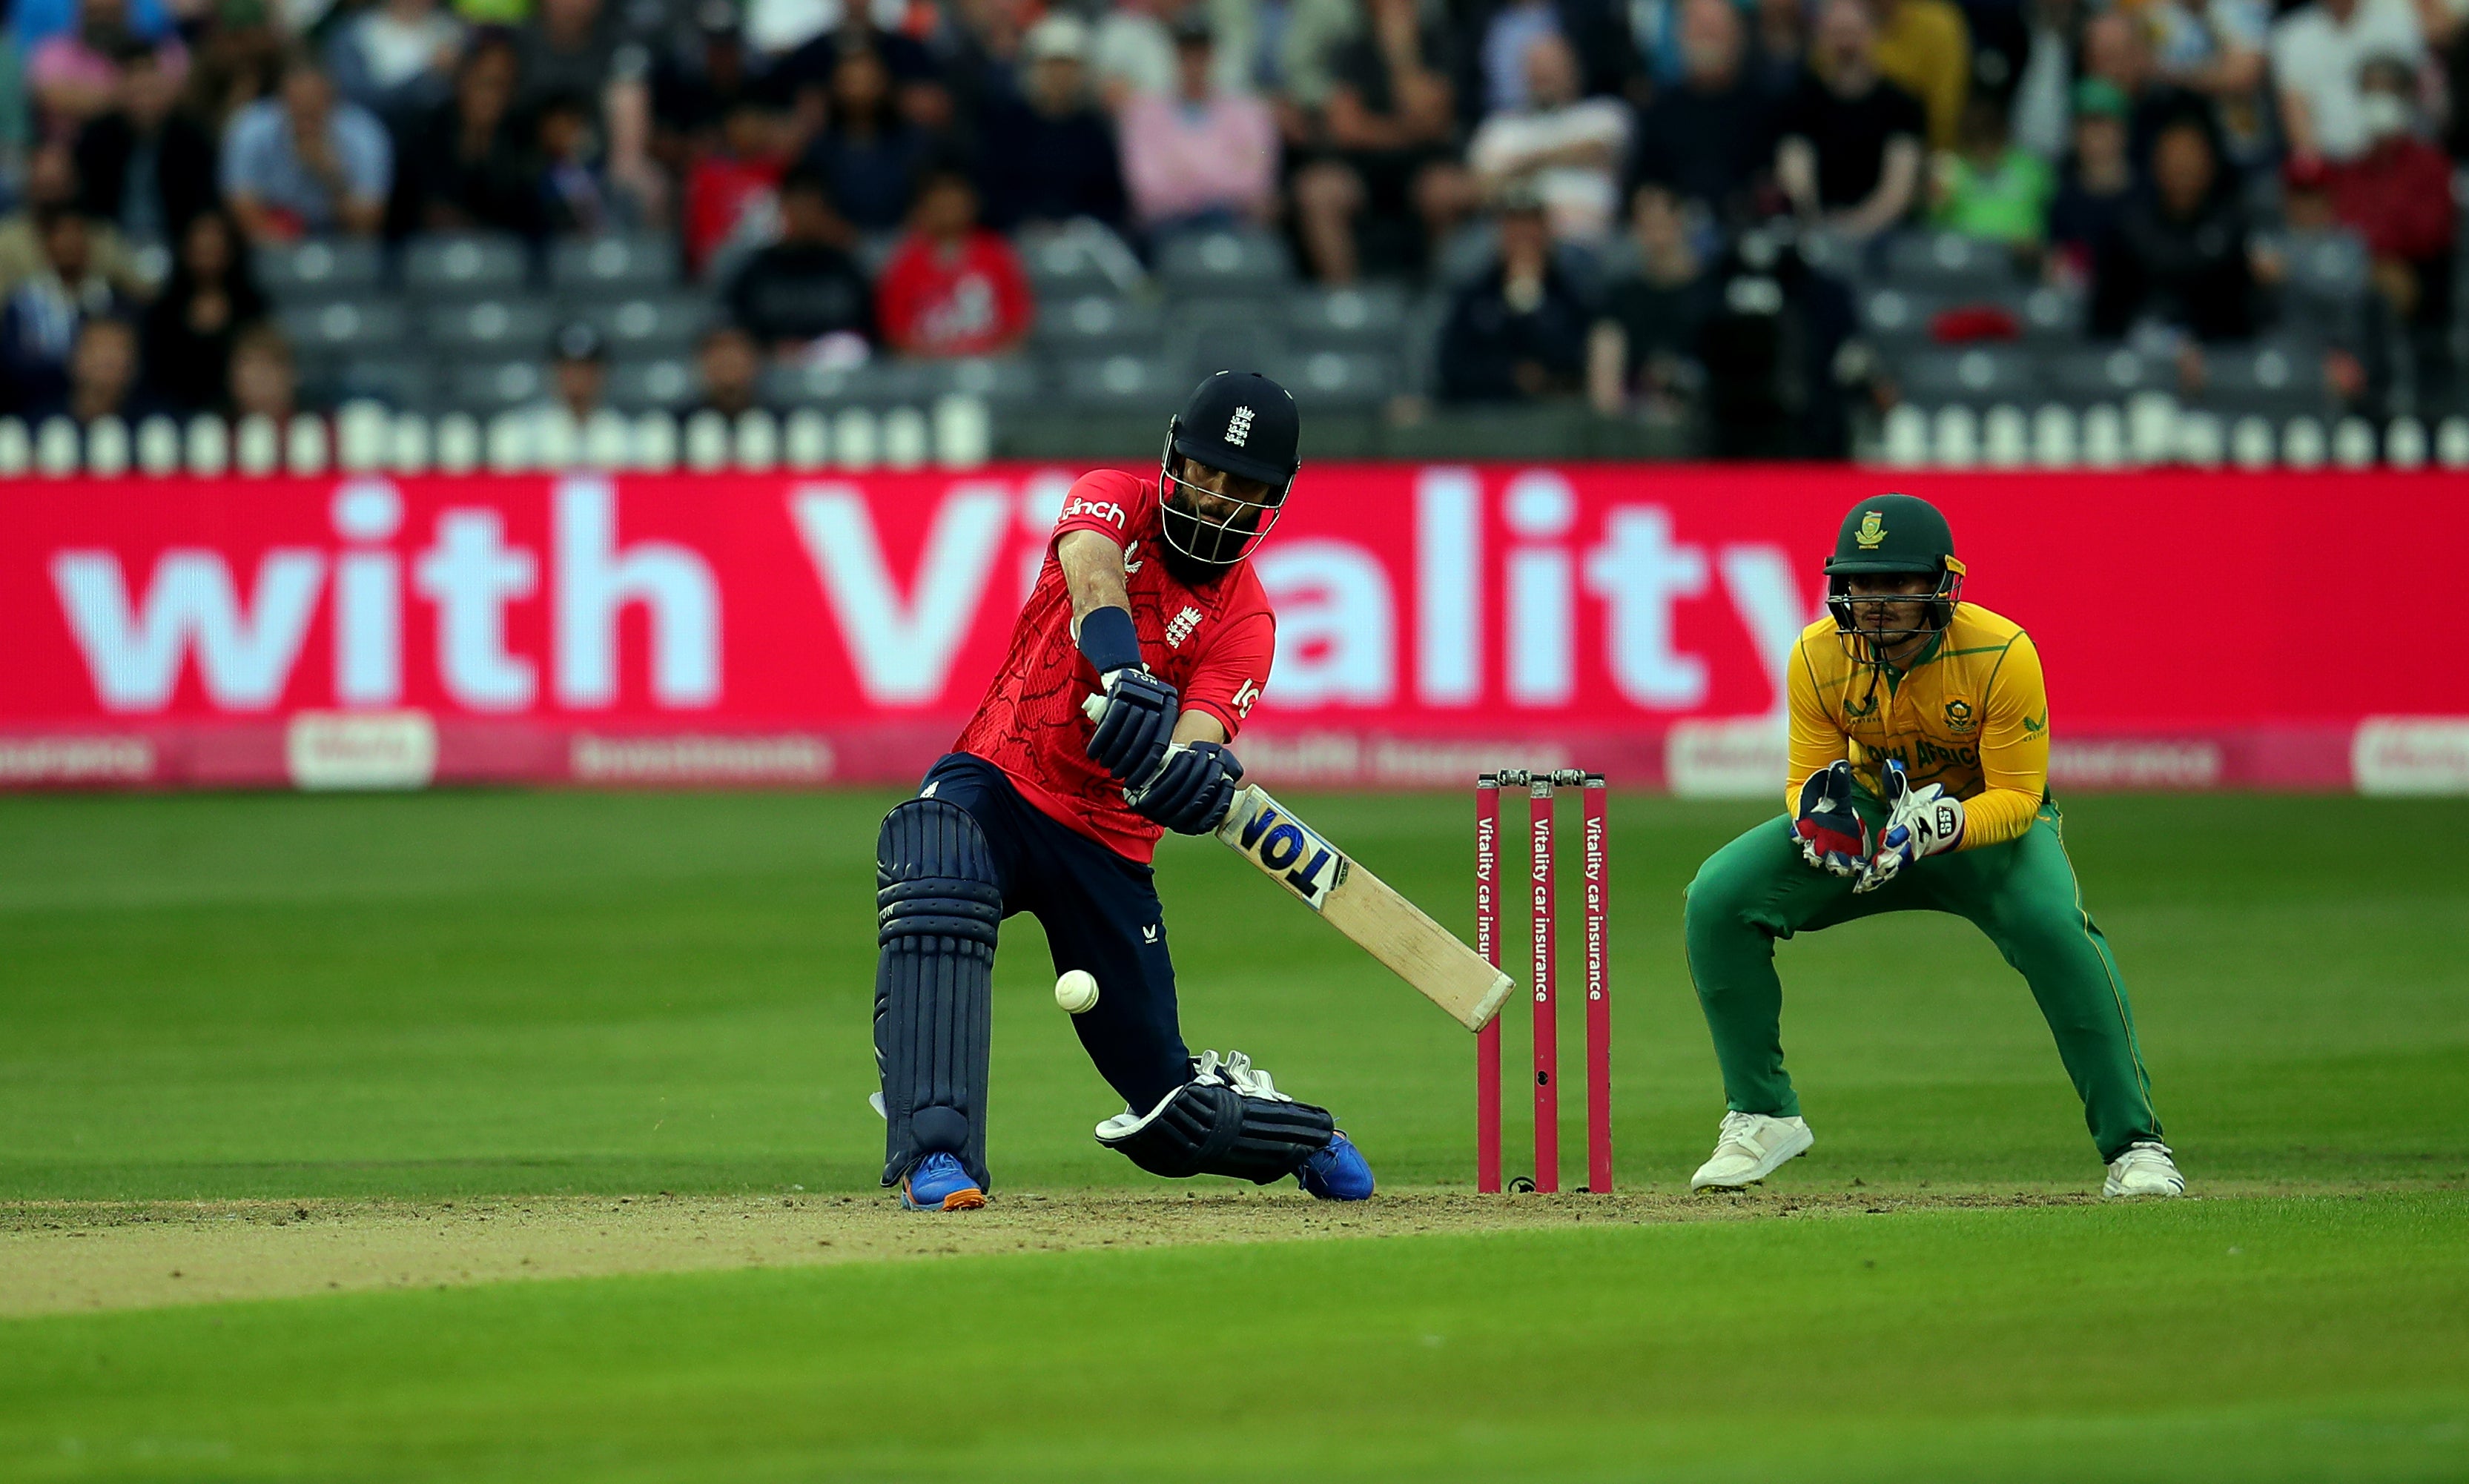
[869,371,1375,1212]
[1681,493,2184,1198]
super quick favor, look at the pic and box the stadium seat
[447,360,546,411]
[2017,285,2086,342]
[257,239,383,302]
[761,361,906,407]
[1031,293,1163,354]
[425,299,556,354]
[2048,345,2161,403]
[1169,300,1284,380]
[757,357,1005,409]
[2281,229,2369,303]
[926,356,1040,405]
[762,363,841,407]
[859,360,948,403]
[1860,286,1945,345]
[404,233,530,299]
[606,359,696,413]
[572,296,711,356]
[1156,230,1292,299]
[1432,220,1498,287]
[548,235,681,294]
[2189,342,2330,417]
[1022,225,1143,297]
[1272,350,1398,411]
[1794,227,1861,280]
[279,298,409,358]
[2270,228,2372,342]
[1061,354,1184,410]
[1286,285,1409,351]
[1897,346,2037,406]
[1883,231,2022,291]
[329,358,435,412]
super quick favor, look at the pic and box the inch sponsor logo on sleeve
[1062,497,1127,528]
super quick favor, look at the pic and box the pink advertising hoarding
[3,465,2464,792]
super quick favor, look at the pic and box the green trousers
[1682,797,2162,1162]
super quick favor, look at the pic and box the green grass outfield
[1,790,2464,1480]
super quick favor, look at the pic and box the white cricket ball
[1054,970,1100,1015]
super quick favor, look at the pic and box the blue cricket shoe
[1298,1132,1375,1201]
[900,1152,986,1211]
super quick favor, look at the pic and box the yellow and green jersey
[1784,602,2049,849]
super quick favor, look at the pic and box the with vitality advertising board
[1,464,2464,792]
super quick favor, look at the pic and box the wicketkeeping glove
[1793,761,1871,877]
[1124,741,1246,835]
[1854,759,1966,894]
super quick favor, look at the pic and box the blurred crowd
[3,0,2466,443]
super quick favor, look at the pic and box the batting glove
[1085,668,1180,784]
[1124,741,1246,835]
[1793,761,1871,877]
[1855,759,1966,894]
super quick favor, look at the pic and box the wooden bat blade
[1214,785,1514,1032]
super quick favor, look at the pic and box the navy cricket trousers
[918,752,1192,1113]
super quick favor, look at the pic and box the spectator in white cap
[1093,0,1261,110]
[2271,0,2427,165]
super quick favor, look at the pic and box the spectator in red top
[2318,59,2454,305]
[874,162,1034,358]
[2314,55,2456,395]
[683,95,789,279]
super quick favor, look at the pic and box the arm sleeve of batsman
[1060,527,1178,784]
[1960,632,2052,851]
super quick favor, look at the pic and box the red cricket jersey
[681,153,784,276]
[953,468,1277,863]
[873,229,1034,357]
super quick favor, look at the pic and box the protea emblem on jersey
[1855,511,1888,549]
[1944,698,1977,732]
[1226,405,1255,446]
[1164,605,1203,648]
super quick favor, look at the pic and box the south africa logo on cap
[1855,511,1887,549]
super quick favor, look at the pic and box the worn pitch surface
[0,791,2462,1480]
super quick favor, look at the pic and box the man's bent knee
[1094,1050,1333,1184]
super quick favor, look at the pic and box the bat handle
[1080,693,1105,723]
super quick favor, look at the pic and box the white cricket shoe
[1690,1111,1814,1190]
[2103,1141,2187,1198]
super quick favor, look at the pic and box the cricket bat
[1078,695,1512,1030]
[1213,784,1514,1033]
